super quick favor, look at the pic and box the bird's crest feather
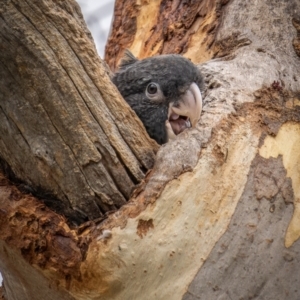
[118,49,138,69]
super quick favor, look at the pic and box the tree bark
[105,0,229,70]
[0,0,158,224]
[1,0,300,300]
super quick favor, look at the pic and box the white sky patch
[77,0,115,57]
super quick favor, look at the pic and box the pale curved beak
[166,82,203,140]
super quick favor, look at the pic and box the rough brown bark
[1,0,300,300]
[0,173,78,299]
[0,0,158,224]
[105,0,231,71]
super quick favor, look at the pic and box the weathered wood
[0,0,158,223]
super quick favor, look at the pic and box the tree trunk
[1,0,300,299]
[0,0,158,224]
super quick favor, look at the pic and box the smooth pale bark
[1,0,300,300]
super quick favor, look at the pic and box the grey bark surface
[183,0,300,299]
[183,156,299,300]
[0,0,157,223]
[197,0,299,142]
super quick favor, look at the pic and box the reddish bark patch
[105,0,138,70]
[142,0,216,55]
[0,174,90,282]
[136,219,154,238]
[105,0,230,70]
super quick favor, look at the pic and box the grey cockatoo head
[112,50,204,144]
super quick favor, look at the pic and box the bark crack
[5,1,128,213]
[0,105,31,151]
[20,0,146,182]
[35,0,153,172]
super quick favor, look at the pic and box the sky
[0,0,115,288]
[77,0,115,57]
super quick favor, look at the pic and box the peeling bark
[105,0,230,70]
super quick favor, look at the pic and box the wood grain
[0,0,158,223]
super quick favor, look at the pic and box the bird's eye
[146,83,158,95]
[145,82,164,102]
